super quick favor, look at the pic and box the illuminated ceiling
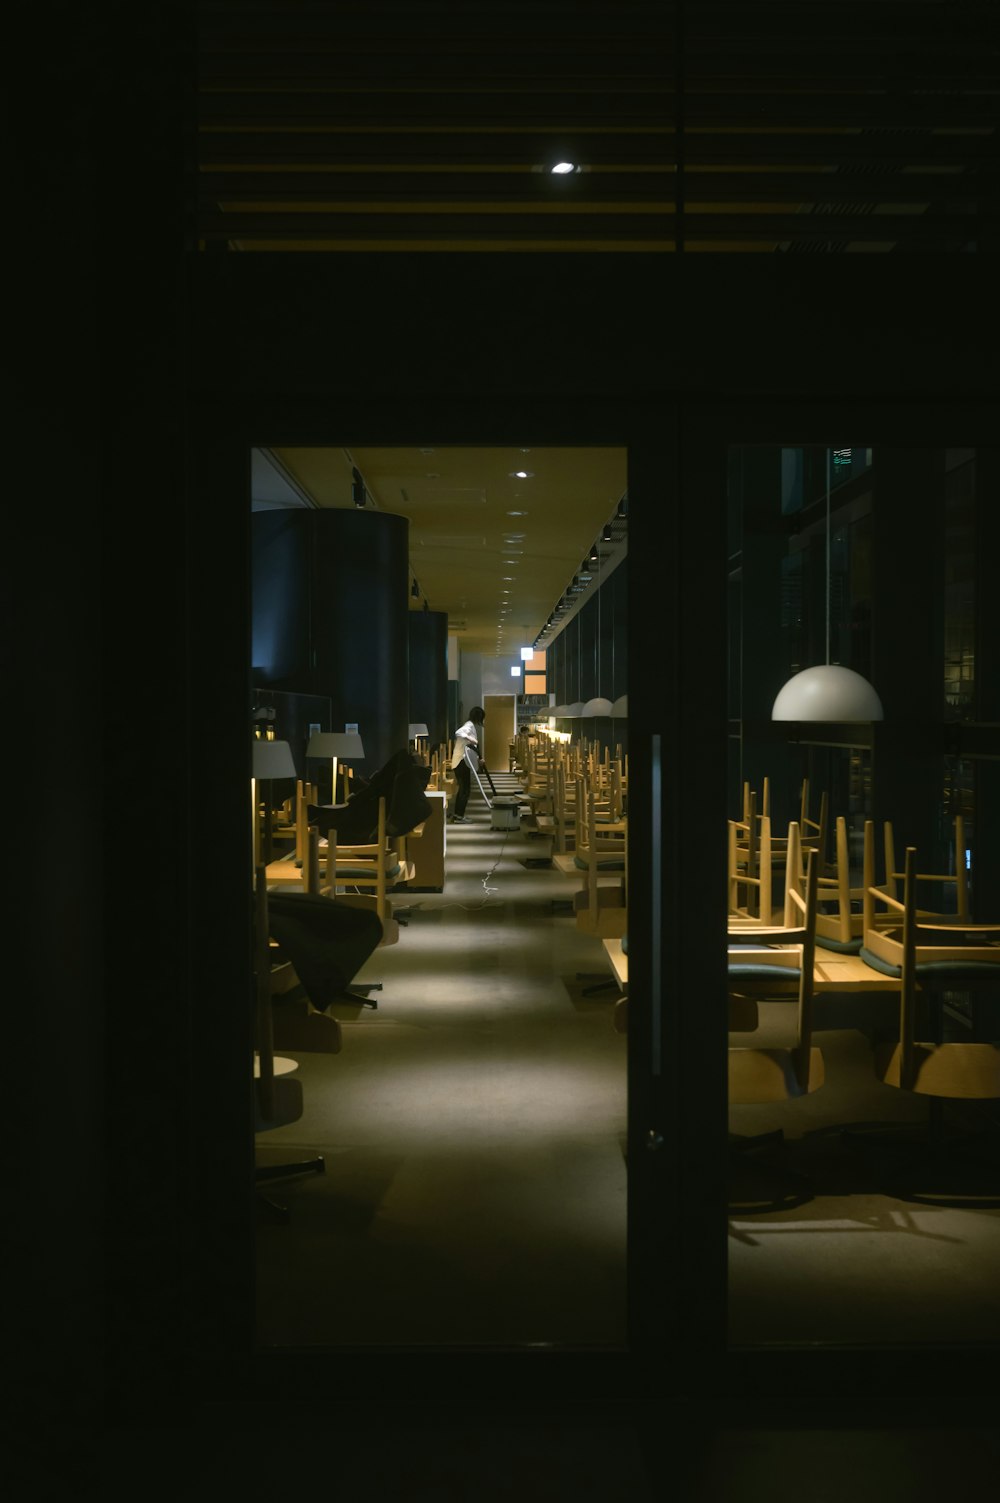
[253,445,628,657]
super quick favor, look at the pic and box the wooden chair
[788,813,866,954]
[552,758,579,854]
[572,773,628,940]
[881,814,970,921]
[856,835,1000,1201]
[727,845,822,1209]
[318,795,408,946]
[728,810,773,924]
[727,831,822,1053]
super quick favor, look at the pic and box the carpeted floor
[256,779,1000,1353]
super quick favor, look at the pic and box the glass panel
[250,445,630,1350]
[727,443,999,1352]
[943,449,976,719]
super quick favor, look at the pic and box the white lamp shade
[772,665,884,722]
[252,739,297,778]
[581,696,614,717]
[611,694,628,718]
[564,701,585,718]
[306,731,366,759]
[408,723,429,739]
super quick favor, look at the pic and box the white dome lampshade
[772,665,884,722]
[581,696,614,717]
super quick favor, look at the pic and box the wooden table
[606,946,903,997]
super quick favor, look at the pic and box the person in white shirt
[449,706,485,821]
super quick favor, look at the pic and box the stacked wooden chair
[854,819,1000,1201]
[727,843,823,1210]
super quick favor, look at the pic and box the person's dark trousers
[454,760,471,817]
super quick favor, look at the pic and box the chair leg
[255,1155,325,1222]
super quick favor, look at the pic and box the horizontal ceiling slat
[197,167,982,196]
[198,209,978,241]
[198,98,997,132]
[198,129,995,165]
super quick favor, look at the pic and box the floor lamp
[306,730,366,805]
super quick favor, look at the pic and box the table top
[604,945,902,996]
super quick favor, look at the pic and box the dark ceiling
[197,0,998,254]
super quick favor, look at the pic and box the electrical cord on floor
[421,824,513,911]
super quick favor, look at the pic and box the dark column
[871,448,946,868]
[252,509,410,776]
[408,609,449,753]
[971,446,1000,920]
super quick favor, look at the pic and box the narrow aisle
[255,791,628,1349]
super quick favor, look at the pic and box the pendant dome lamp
[772,449,883,723]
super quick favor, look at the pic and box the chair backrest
[727,842,821,1099]
[883,814,970,921]
[787,813,864,950]
[872,844,1000,1095]
[785,844,820,1088]
[728,809,772,923]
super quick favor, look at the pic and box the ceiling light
[602,524,613,543]
[773,666,884,722]
[551,162,578,175]
[509,470,534,479]
[772,450,882,723]
[506,510,528,517]
[589,543,599,562]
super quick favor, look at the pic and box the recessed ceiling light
[506,510,528,517]
[509,470,534,480]
[551,162,580,175]
[504,533,526,542]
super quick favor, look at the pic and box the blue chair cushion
[816,934,864,954]
[860,947,1000,980]
[728,964,802,982]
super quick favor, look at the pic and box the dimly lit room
[22,0,999,1495]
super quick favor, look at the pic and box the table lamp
[252,737,296,868]
[306,730,366,804]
